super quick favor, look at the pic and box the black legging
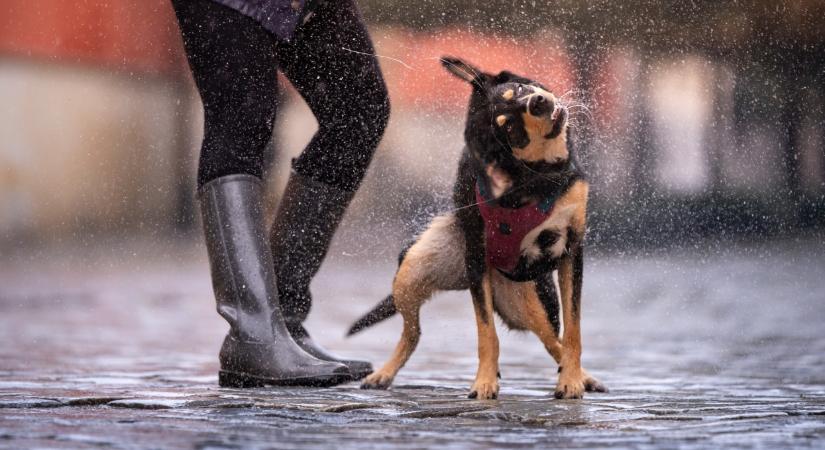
[172,0,390,190]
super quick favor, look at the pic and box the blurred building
[1,1,823,251]
[0,0,196,245]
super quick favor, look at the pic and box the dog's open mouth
[545,106,567,139]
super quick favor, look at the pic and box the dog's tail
[347,241,414,336]
[346,294,397,336]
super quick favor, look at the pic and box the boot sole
[219,370,351,388]
[347,368,373,381]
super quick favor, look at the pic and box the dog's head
[442,56,570,199]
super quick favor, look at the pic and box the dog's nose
[528,94,554,117]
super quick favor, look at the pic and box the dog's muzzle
[528,93,554,117]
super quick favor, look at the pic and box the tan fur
[553,179,589,398]
[490,270,564,362]
[513,87,568,163]
[397,215,468,290]
[361,260,427,388]
[514,114,568,163]
[369,57,607,398]
[556,254,584,398]
[362,184,601,398]
[469,269,500,399]
[553,180,588,236]
[362,215,466,388]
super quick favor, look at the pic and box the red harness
[475,183,556,275]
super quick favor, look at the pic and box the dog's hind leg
[360,266,428,389]
[361,214,467,389]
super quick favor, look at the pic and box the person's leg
[172,0,349,386]
[173,0,278,187]
[278,0,390,193]
[268,0,390,378]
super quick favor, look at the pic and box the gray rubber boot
[269,171,373,380]
[199,174,351,387]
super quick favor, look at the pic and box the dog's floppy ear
[441,56,486,84]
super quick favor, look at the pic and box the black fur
[453,152,490,324]
[536,274,561,337]
[347,295,396,336]
[347,241,413,336]
[349,56,585,335]
[571,246,584,319]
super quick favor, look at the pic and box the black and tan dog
[348,56,607,400]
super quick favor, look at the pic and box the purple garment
[208,0,307,40]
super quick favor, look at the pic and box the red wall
[0,0,186,75]
[377,28,574,113]
[0,2,576,110]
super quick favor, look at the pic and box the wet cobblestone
[1,236,824,449]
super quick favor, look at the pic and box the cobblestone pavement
[1,235,824,449]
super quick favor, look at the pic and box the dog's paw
[360,371,394,390]
[554,367,586,400]
[582,369,608,393]
[468,378,500,400]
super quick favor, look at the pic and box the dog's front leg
[454,158,499,399]
[468,268,500,399]
[460,204,500,400]
[531,274,607,395]
[555,244,586,399]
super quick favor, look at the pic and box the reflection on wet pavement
[1,236,824,449]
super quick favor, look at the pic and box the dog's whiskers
[557,90,573,99]
[558,97,593,121]
[557,89,585,100]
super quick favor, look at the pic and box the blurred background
[1,4,824,446]
[1,0,823,257]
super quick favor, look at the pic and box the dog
[347,56,607,400]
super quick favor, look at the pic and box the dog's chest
[475,186,554,274]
